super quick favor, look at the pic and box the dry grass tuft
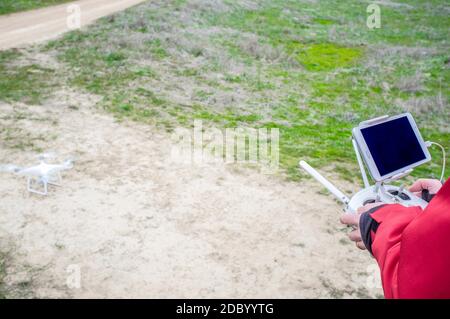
[238,34,284,62]
[395,72,424,93]
[396,95,447,115]
[369,1,414,10]
[186,0,231,13]
[369,45,438,63]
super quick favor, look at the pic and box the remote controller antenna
[299,160,350,205]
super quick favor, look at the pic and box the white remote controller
[298,114,443,213]
[299,160,428,213]
[347,184,428,212]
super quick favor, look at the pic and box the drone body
[0,154,73,195]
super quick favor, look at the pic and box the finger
[409,179,427,192]
[340,213,359,226]
[409,179,442,194]
[356,241,366,250]
[348,229,362,242]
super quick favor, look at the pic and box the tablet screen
[360,116,427,176]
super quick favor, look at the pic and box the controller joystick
[363,198,376,205]
[388,190,411,200]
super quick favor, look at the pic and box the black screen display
[361,116,426,176]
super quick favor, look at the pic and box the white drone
[0,153,74,195]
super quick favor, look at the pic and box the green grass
[292,42,363,71]
[0,50,56,104]
[0,250,37,299]
[0,0,72,15]
[1,0,449,182]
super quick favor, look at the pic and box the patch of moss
[313,18,335,25]
[293,42,363,71]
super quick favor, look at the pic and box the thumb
[409,179,427,192]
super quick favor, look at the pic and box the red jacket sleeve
[360,179,450,299]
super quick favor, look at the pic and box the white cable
[426,141,446,183]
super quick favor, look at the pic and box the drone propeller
[37,152,56,162]
[63,158,75,169]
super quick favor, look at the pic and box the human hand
[340,202,384,250]
[408,178,442,197]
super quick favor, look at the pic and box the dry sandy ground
[0,50,383,298]
[0,0,147,50]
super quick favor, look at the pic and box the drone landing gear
[27,172,62,196]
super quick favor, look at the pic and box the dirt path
[0,51,383,298]
[0,0,147,50]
